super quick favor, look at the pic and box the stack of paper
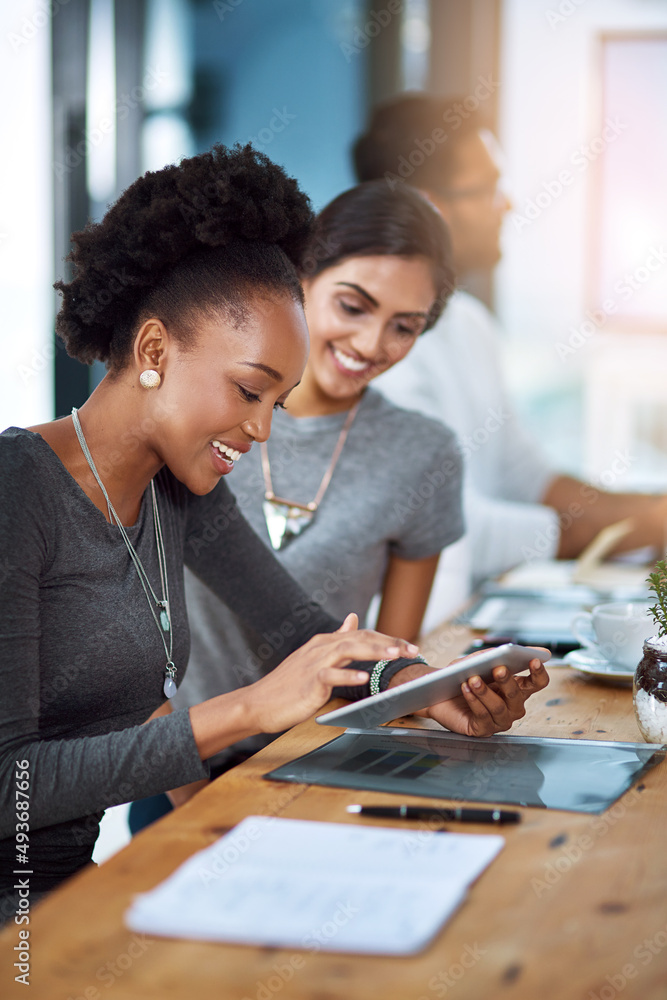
[125,815,503,955]
[494,518,652,597]
[496,558,649,595]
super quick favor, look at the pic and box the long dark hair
[300,180,455,330]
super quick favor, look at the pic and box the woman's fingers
[319,666,369,690]
[458,682,504,735]
[462,675,514,729]
[362,624,419,659]
[487,666,526,715]
[424,658,550,738]
[247,621,423,737]
[514,658,550,695]
[529,657,550,688]
[337,612,359,634]
[314,626,419,664]
[367,628,420,659]
[461,657,550,733]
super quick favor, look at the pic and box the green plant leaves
[647,559,667,638]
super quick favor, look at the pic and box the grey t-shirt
[177,389,463,765]
[0,426,373,915]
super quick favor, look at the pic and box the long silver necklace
[260,399,361,550]
[71,408,177,698]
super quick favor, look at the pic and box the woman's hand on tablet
[427,657,550,736]
[387,653,550,737]
[242,613,418,736]
[190,614,420,761]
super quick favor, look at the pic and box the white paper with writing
[125,816,503,955]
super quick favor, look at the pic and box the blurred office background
[3,0,667,485]
[3,0,666,864]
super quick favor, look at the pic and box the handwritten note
[125,816,503,955]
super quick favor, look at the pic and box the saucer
[564,649,634,686]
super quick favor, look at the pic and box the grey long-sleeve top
[0,427,375,900]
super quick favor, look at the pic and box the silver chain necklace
[71,408,177,698]
[260,399,361,550]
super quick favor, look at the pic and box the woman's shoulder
[362,388,461,455]
[2,424,40,445]
[0,426,50,480]
[0,428,58,531]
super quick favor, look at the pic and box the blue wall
[192,0,368,210]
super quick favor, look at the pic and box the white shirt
[375,290,560,627]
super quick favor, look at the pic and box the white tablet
[316,643,551,728]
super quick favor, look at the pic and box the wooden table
[2,625,667,1000]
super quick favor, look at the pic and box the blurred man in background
[353,93,667,624]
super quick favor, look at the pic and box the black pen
[346,804,521,824]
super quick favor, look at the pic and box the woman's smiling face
[300,255,437,410]
[135,292,309,495]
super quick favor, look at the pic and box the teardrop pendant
[163,661,177,698]
[263,499,315,551]
[159,608,170,632]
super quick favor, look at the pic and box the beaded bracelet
[369,654,428,696]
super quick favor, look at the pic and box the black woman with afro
[0,144,547,919]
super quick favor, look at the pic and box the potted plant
[634,559,667,743]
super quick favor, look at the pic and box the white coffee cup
[571,602,655,669]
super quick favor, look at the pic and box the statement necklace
[71,408,177,698]
[260,399,361,550]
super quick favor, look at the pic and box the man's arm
[541,474,667,558]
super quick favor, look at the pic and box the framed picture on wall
[588,32,667,333]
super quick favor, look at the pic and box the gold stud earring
[139,370,161,389]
